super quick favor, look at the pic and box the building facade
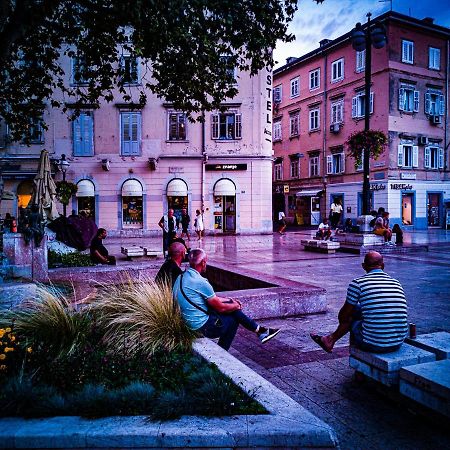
[0,55,274,236]
[272,11,450,230]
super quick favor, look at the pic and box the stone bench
[140,247,160,258]
[120,246,146,260]
[406,331,450,360]
[349,343,436,386]
[301,239,340,254]
[399,360,450,418]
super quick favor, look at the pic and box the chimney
[320,39,332,47]
[422,17,435,24]
[286,56,297,65]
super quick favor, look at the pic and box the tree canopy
[0,0,307,142]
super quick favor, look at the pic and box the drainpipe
[445,39,449,176]
[201,110,206,213]
[322,52,329,215]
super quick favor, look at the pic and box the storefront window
[76,179,95,219]
[166,179,188,221]
[121,179,143,228]
[17,180,33,209]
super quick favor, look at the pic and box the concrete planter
[0,338,338,449]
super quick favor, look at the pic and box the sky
[273,0,450,68]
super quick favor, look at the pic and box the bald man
[311,251,408,354]
[155,242,186,287]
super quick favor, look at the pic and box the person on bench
[155,242,186,288]
[316,217,332,240]
[310,251,407,354]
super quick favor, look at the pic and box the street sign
[283,185,290,193]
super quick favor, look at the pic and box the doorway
[402,193,414,225]
[427,193,442,227]
[311,196,321,225]
[213,195,236,232]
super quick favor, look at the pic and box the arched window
[121,179,143,228]
[166,178,188,221]
[76,179,95,219]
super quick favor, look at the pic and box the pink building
[1,56,274,235]
[272,11,450,230]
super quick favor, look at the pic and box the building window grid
[398,85,419,113]
[309,156,319,177]
[331,58,344,82]
[402,40,414,64]
[289,112,299,137]
[309,69,320,90]
[309,108,320,131]
[274,163,283,181]
[356,50,365,73]
[330,100,344,124]
[428,47,440,70]
[290,77,300,98]
[273,120,282,141]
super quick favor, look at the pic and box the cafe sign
[205,164,247,171]
[370,183,386,191]
[390,183,413,190]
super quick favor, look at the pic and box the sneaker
[258,327,281,344]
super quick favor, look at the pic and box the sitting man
[173,248,281,351]
[155,242,186,287]
[310,251,407,353]
[316,217,332,240]
[373,211,394,245]
[90,228,116,265]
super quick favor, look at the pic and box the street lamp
[57,153,70,217]
[351,13,387,230]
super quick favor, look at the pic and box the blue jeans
[350,304,401,353]
[199,310,258,351]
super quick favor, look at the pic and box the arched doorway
[166,178,188,222]
[76,179,95,220]
[121,179,143,228]
[213,178,236,232]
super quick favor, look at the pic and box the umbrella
[31,149,59,221]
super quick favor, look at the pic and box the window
[429,47,440,70]
[289,112,299,137]
[220,55,237,82]
[120,55,139,84]
[309,68,320,90]
[290,77,299,98]
[352,92,374,118]
[273,85,282,103]
[309,108,320,131]
[327,152,345,174]
[211,112,242,140]
[424,146,444,169]
[309,155,319,177]
[72,56,89,85]
[330,100,344,124]
[120,112,141,156]
[121,179,143,229]
[331,58,344,82]
[398,85,419,113]
[425,91,445,116]
[397,144,418,168]
[274,163,283,181]
[356,50,365,73]
[290,158,299,178]
[73,112,94,156]
[402,40,414,64]
[23,117,43,144]
[168,112,186,141]
[273,120,282,141]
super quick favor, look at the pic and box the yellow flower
[0,354,5,360]
[4,347,14,353]
[0,330,5,338]
[0,365,5,370]
[27,347,33,353]
[5,328,11,333]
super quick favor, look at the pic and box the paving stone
[406,331,450,360]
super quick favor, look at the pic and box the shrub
[48,250,94,268]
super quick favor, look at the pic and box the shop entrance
[427,193,442,227]
[311,197,321,225]
[213,179,236,232]
[76,180,95,220]
[166,179,188,222]
[402,193,414,225]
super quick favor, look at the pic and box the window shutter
[83,113,93,155]
[412,145,419,168]
[438,94,445,116]
[413,90,419,112]
[121,113,131,156]
[326,155,333,174]
[341,154,345,173]
[369,92,374,113]
[402,41,407,61]
[341,59,344,79]
[73,116,82,156]
[352,96,357,118]
[425,93,431,114]
[235,113,242,139]
[398,88,405,111]
[424,147,431,168]
[211,114,219,139]
[397,144,404,167]
[131,113,141,155]
[438,148,444,169]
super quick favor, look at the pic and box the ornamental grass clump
[93,276,197,355]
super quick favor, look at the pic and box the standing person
[90,228,116,265]
[310,251,407,354]
[180,208,191,240]
[329,198,343,229]
[316,217,332,240]
[194,209,204,240]
[277,211,287,234]
[158,209,179,258]
[155,242,186,288]
[173,248,281,351]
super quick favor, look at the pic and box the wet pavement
[104,229,450,449]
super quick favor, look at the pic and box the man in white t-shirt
[316,218,332,240]
[329,199,343,229]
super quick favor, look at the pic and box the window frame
[425,91,445,116]
[309,155,319,177]
[167,111,187,141]
[289,112,300,137]
[73,111,94,156]
[273,85,283,104]
[428,47,441,70]
[402,40,414,64]
[398,85,419,113]
[309,68,320,90]
[330,99,344,124]
[274,162,283,181]
[356,50,365,73]
[119,55,140,85]
[327,152,345,174]
[309,108,320,131]
[331,58,344,83]
[23,117,44,145]
[211,111,242,140]
[290,76,300,98]
[71,56,89,86]
[273,120,282,141]
[120,111,142,156]
[425,146,444,170]
[352,91,374,118]
[290,158,299,179]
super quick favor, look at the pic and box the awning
[296,190,321,197]
[214,178,236,196]
[76,179,95,197]
[122,179,143,196]
[167,178,188,197]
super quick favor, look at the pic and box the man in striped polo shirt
[311,251,408,353]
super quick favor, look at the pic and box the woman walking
[194,209,204,240]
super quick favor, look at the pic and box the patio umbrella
[31,149,59,221]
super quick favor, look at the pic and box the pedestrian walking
[277,211,287,234]
[194,209,204,240]
[180,208,191,240]
[329,199,343,229]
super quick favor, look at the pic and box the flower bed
[0,281,266,420]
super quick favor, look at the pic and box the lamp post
[351,13,387,229]
[58,153,70,217]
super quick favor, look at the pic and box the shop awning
[76,179,95,197]
[122,179,143,196]
[296,190,321,197]
[214,178,236,196]
[166,178,188,197]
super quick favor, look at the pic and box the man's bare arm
[207,295,241,313]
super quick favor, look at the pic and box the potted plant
[345,129,388,169]
[55,181,78,207]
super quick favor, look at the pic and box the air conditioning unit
[430,115,442,125]
[418,136,428,146]
[330,123,340,133]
